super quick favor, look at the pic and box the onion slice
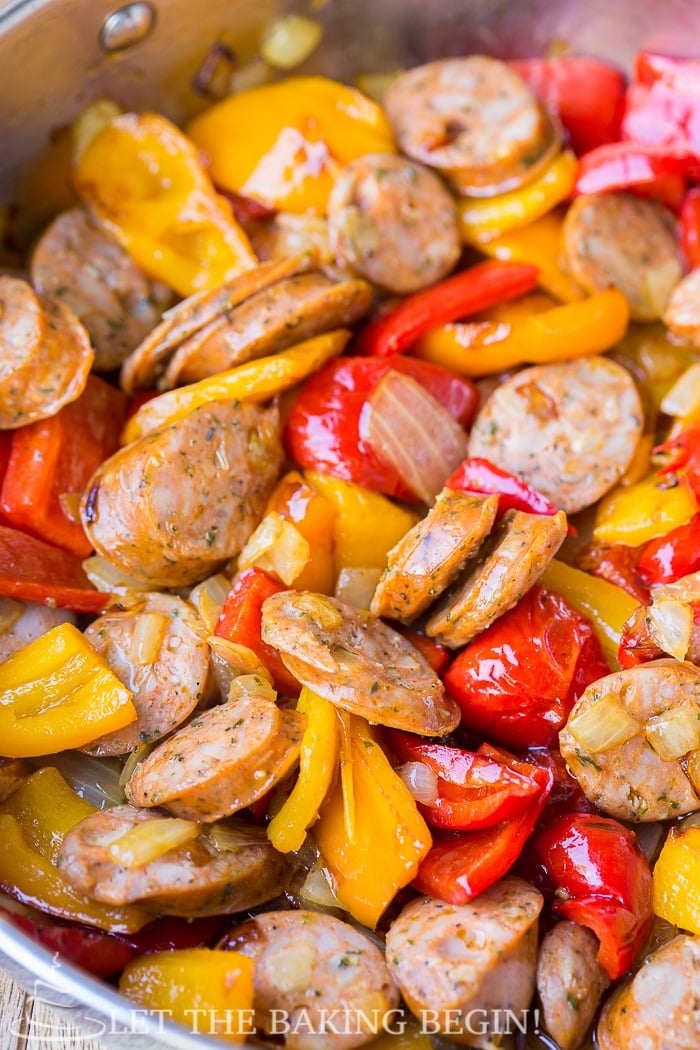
[396,761,439,805]
[660,362,700,419]
[363,369,469,505]
[647,595,693,661]
[568,694,640,752]
[645,705,700,761]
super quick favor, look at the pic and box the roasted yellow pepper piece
[478,208,583,303]
[74,113,257,297]
[413,288,629,377]
[267,688,339,853]
[594,471,698,547]
[187,76,396,215]
[653,826,700,935]
[314,714,431,928]
[0,767,149,932]
[458,151,578,244]
[0,623,136,757]
[540,560,639,670]
[304,471,419,575]
[264,472,337,594]
[123,329,351,443]
[120,949,254,1041]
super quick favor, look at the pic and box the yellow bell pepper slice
[0,623,136,758]
[314,714,431,928]
[458,151,578,244]
[120,949,254,1040]
[413,288,629,378]
[303,470,419,574]
[267,688,339,853]
[540,560,639,670]
[613,323,700,424]
[187,76,396,215]
[594,471,698,547]
[0,767,149,932]
[74,113,257,297]
[263,471,337,594]
[653,825,700,935]
[123,329,351,443]
[478,208,583,303]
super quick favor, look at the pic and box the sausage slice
[82,593,214,756]
[425,509,567,648]
[370,490,499,622]
[328,153,460,293]
[560,659,700,822]
[467,356,644,513]
[385,877,543,1040]
[30,207,173,371]
[261,591,460,736]
[563,193,682,321]
[385,56,560,196]
[81,398,283,587]
[537,921,610,1050]
[663,267,700,344]
[58,804,288,917]
[221,911,399,1050]
[125,693,306,821]
[597,935,700,1050]
[161,271,372,389]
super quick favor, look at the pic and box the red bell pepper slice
[680,188,700,268]
[0,374,128,558]
[444,585,609,749]
[575,141,691,206]
[413,751,552,904]
[617,605,665,669]
[446,457,561,516]
[115,913,231,954]
[529,813,653,979]
[215,567,300,696]
[577,542,650,605]
[655,424,700,499]
[519,747,598,821]
[623,51,700,158]
[284,355,478,501]
[509,56,626,155]
[637,512,700,584]
[388,731,542,831]
[353,261,539,357]
[0,900,135,978]
[0,526,109,613]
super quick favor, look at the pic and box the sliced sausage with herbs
[221,910,399,1050]
[261,591,460,735]
[58,804,289,917]
[125,693,306,821]
[536,921,610,1050]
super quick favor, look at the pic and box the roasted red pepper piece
[0,901,135,978]
[623,51,700,159]
[387,731,542,830]
[284,355,478,501]
[0,526,109,613]
[680,188,700,268]
[575,141,691,206]
[617,604,664,669]
[519,748,598,821]
[576,542,650,605]
[0,375,128,558]
[446,456,561,516]
[509,56,626,155]
[529,813,653,979]
[655,424,700,499]
[115,914,231,954]
[444,586,609,748]
[413,751,552,905]
[353,261,539,357]
[215,567,300,696]
[637,512,700,584]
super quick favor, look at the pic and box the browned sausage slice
[327,153,460,293]
[384,56,560,197]
[537,921,609,1050]
[385,877,543,1039]
[58,804,289,917]
[82,594,214,756]
[125,693,306,821]
[161,272,372,389]
[563,193,682,321]
[221,911,399,1050]
[81,398,283,587]
[30,207,174,371]
[370,490,499,622]
[261,591,460,736]
[467,356,644,513]
[597,935,700,1050]
[663,267,700,344]
[425,509,567,648]
[0,278,94,428]
[120,252,317,393]
[559,659,700,822]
